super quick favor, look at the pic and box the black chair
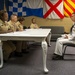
[23,26,27,29]
[63,43,75,58]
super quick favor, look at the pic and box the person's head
[18,17,25,24]
[70,12,75,22]
[0,10,8,22]
[31,18,36,24]
[10,14,18,22]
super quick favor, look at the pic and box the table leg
[41,40,49,73]
[46,33,51,47]
[0,42,3,68]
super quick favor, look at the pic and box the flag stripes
[64,0,75,17]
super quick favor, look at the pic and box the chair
[23,26,27,29]
[63,43,75,59]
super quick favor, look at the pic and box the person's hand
[64,34,68,39]
[19,29,23,31]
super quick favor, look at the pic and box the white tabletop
[0,29,51,37]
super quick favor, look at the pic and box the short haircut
[18,17,25,21]
[10,14,17,19]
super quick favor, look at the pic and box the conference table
[0,29,51,73]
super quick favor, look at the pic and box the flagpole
[4,0,7,11]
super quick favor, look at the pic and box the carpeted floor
[0,42,75,75]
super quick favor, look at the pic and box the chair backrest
[40,26,64,34]
[50,26,64,34]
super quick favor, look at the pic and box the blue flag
[8,0,43,17]
[26,0,43,17]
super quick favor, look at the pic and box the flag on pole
[64,0,75,17]
[43,0,64,19]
